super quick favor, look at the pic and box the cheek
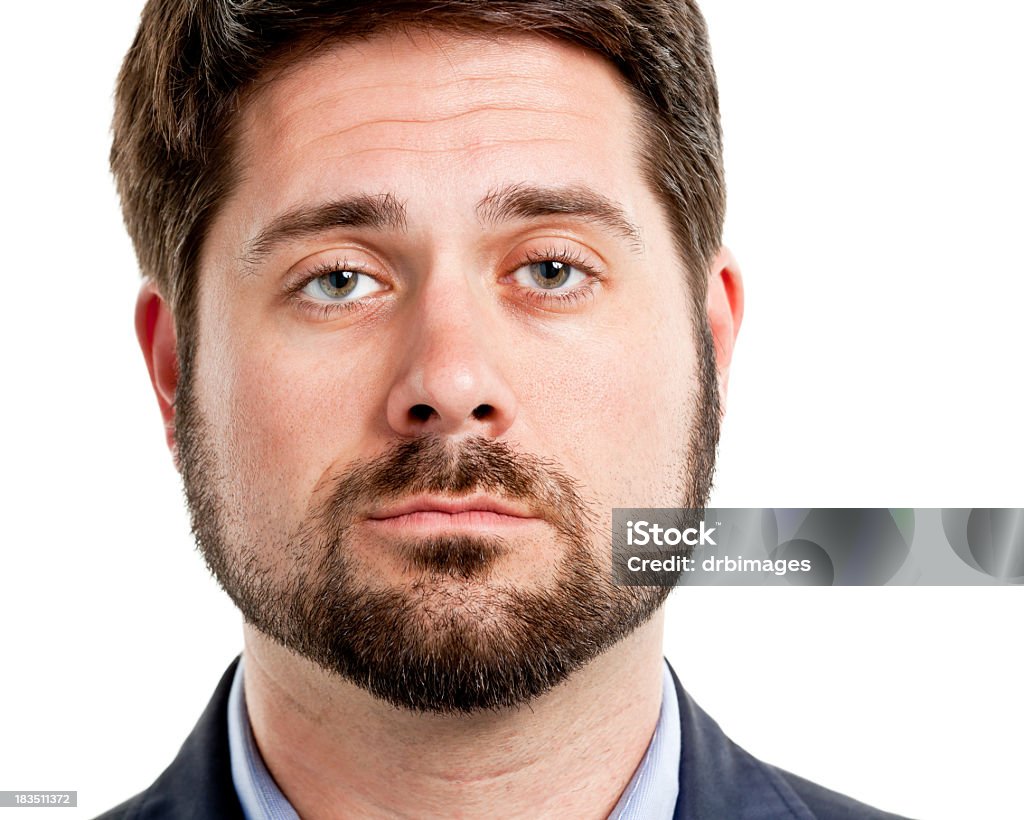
[196,325,385,510]
[520,309,701,511]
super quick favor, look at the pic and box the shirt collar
[227,656,680,819]
[227,657,299,820]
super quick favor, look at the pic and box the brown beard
[174,322,720,714]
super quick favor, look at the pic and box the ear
[135,280,180,461]
[705,247,744,412]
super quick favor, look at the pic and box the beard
[174,321,720,714]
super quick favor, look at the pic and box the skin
[137,29,742,820]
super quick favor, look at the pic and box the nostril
[471,404,494,420]
[410,404,436,422]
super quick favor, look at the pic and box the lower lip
[367,510,538,532]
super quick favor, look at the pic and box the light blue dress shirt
[227,657,680,819]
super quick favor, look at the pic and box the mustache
[311,435,596,541]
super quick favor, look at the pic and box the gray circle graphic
[770,539,834,586]
[967,509,1024,581]
[764,509,913,586]
[942,508,1024,584]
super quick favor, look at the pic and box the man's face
[177,29,719,712]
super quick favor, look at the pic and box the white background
[1,2,1021,818]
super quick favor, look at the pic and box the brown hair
[111,0,724,366]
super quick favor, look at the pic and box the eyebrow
[241,182,643,270]
[242,192,407,267]
[476,183,643,252]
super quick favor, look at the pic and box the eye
[512,259,589,291]
[301,266,386,302]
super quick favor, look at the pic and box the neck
[242,611,666,820]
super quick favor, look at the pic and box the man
[103,1,904,817]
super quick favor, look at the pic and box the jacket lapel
[669,662,815,820]
[117,659,245,820]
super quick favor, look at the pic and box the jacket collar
[119,657,813,819]
[668,662,814,820]
[116,658,245,819]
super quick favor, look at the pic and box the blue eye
[301,267,386,301]
[513,259,588,291]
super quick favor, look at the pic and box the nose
[385,289,518,439]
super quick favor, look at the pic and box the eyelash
[287,245,603,320]
[287,258,381,320]
[515,246,603,309]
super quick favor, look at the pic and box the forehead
[220,29,652,238]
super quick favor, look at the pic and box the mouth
[365,494,540,534]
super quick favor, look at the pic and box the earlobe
[135,280,180,458]
[705,247,744,412]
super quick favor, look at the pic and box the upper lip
[367,494,535,521]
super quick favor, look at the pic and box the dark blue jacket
[98,659,910,819]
